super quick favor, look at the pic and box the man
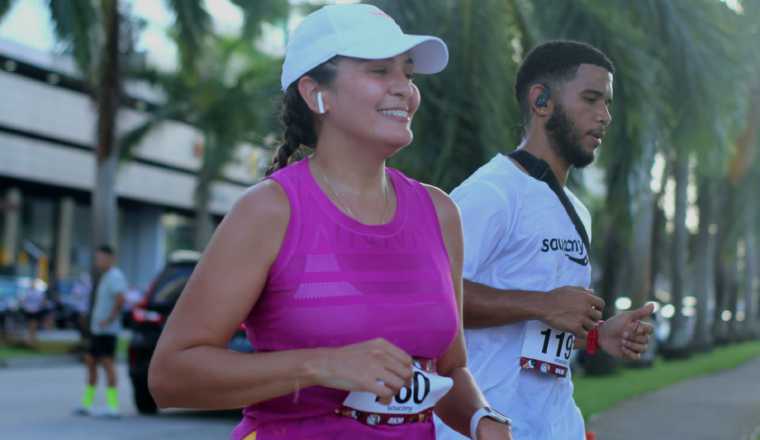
[76,245,127,417]
[435,41,654,439]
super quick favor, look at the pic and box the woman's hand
[311,338,414,402]
[476,418,512,439]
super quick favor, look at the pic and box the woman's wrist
[298,347,330,388]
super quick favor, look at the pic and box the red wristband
[586,321,604,355]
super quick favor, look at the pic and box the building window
[161,213,194,257]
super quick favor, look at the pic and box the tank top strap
[265,159,310,280]
[386,168,450,262]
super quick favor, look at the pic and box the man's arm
[107,293,125,323]
[99,292,125,328]
[462,280,604,338]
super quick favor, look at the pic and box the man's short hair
[96,244,115,256]
[515,40,615,121]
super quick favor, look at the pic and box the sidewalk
[587,355,760,440]
[1,329,128,369]
[0,329,80,369]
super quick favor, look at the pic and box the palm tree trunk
[727,254,741,341]
[92,0,121,249]
[629,180,655,308]
[690,175,718,351]
[650,158,671,301]
[88,0,121,328]
[193,180,213,251]
[712,183,736,344]
[713,252,731,343]
[741,204,759,337]
[665,147,691,353]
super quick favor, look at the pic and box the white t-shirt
[91,267,128,335]
[435,154,591,440]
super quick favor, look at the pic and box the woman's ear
[297,76,326,114]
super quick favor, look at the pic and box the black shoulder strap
[508,150,591,257]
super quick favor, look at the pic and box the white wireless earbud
[316,91,325,114]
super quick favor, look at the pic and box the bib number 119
[539,328,574,360]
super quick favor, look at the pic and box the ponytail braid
[266,58,340,176]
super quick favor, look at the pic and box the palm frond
[369,0,519,190]
[164,0,211,71]
[118,104,184,161]
[47,0,97,76]
[0,0,15,21]
[230,0,289,42]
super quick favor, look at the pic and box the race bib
[342,363,453,415]
[519,320,575,377]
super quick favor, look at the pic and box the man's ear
[528,83,552,117]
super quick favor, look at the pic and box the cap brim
[339,34,449,74]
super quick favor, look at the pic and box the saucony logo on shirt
[540,238,589,266]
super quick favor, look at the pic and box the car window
[0,277,17,299]
[148,264,195,306]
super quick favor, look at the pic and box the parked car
[0,275,22,314]
[124,250,252,414]
[0,275,23,336]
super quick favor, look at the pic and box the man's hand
[599,303,655,359]
[542,287,604,339]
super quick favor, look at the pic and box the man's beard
[545,103,594,168]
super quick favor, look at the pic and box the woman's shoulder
[420,183,460,231]
[385,167,459,227]
[229,178,291,229]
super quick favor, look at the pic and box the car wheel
[132,376,158,414]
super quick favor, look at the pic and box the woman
[149,4,511,440]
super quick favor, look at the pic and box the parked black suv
[124,250,252,414]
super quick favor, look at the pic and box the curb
[0,354,80,369]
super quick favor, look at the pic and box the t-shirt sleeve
[451,180,516,281]
[109,270,128,298]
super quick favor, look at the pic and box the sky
[0,0,358,71]
[0,0,206,70]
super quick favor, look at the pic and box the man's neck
[515,135,571,186]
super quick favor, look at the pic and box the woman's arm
[149,180,413,409]
[425,185,511,439]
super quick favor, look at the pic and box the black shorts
[89,334,117,359]
[23,310,46,321]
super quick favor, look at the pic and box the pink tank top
[231,158,459,440]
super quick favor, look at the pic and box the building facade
[0,39,268,290]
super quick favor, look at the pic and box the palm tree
[375,0,754,366]
[369,0,521,191]
[516,0,741,357]
[0,1,212,246]
[123,35,283,249]
[0,0,292,326]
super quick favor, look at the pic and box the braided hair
[266,59,340,176]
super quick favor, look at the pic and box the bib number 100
[539,328,575,360]
[376,371,431,404]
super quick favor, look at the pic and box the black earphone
[535,85,551,108]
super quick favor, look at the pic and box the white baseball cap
[280,4,449,91]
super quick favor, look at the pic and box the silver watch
[470,406,512,439]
